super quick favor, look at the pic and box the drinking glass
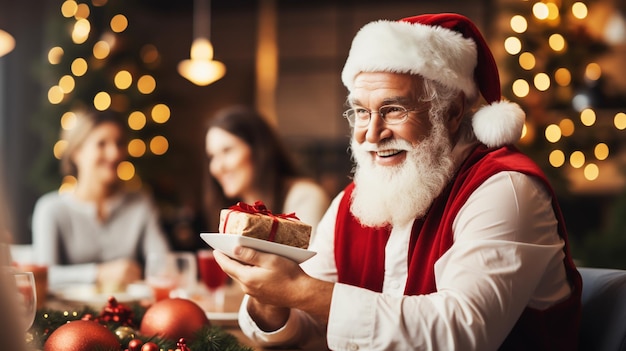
[13,271,37,331]
[197,249,228,311]
[145,252,197,301]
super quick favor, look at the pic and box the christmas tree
[497,0,626,266]
[30,0,173,195]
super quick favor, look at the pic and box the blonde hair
[60,111,124,177]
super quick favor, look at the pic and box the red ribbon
[223,201,299,242]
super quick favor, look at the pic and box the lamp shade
[0,29,15,58]
[178,38,226,86]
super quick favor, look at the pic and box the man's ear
[446,92,466,136]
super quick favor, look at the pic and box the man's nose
[365,112,391,143]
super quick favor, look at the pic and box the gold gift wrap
[219,207,312,249]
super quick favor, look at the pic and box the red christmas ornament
[43,320,121,351]
[127,338,143,351]
[99,296,135,327]
[176,338,191,351]
[139,298,210,342]
[140,342,159,351]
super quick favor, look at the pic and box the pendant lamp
[178,0,225,86]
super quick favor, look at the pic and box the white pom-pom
[472,100,525,148]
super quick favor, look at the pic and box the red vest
[334,144,581,350]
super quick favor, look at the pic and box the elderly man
[214,13,582,350]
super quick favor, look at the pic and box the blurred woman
[31,111,170,291]
[204,105,330,235]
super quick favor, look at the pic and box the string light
[503,1,626,183]
[47,0,173,190]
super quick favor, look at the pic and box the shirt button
[348,343,359,350]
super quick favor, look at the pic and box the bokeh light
[548,34,566,52]
[71,58,88,76]
[61,0,78,18]
[149,136,169,155]
[570,151,585,168]
[512,79,530,97]
[559,118,575,137]
[48,47,64,64]
[117,161,135,180]
[594,143,609,160]
[151,104,170,123]
[128,139,147,157]
[533,2,549,20]
[519,52,536,70]
[72,18,91,44]
[554,68,571,86]
[546,3,560,20]
[585,63,602,81]
[584,163,599,181]
[549,150,566,167]
[572,2,588,19]
[60,112,77,130]
[128,111,147,130]
[93,91,111,111]
[510,15,528,33]
[48,86,64,104]
[534,73,550,91]
[141,44,160,65]
[114,70,133,90]
[137,75,156,94]
[53,140,68,159]
[580,108,596,127]
[75,3,90,19]
[59,175,77,193]
[614,112,626,130]
[111,14,128,33]
[545,124,562,143]
[505,37,522,55]
[93,40,110,59]
[58,75,75,93]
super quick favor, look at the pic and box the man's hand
[214,247,334,330]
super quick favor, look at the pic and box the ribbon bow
[229,201,299,220]
[225,201,299,242]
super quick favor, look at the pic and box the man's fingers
[232,245,261,265]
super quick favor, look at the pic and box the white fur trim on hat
[472,100,525,147]
[341,20,479,100]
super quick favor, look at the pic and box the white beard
[349,122,456,228]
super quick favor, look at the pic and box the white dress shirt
[238,141,572,351]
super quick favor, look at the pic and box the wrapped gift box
[219,202,311,249]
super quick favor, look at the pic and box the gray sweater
[31,190,171,287]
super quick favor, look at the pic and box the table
[43,282,301,351]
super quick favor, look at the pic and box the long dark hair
[203,105,302,231]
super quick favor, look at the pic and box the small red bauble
[127,338,143,351]
[139,298,210,342]
[43,320,120,351]
[140,341,159,351]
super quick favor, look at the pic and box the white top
[238,142,572,351]
[282,178,332,236]
[31,190,171,288]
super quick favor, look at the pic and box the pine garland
[28,303,253,351]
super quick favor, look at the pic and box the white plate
[50,283,152,307]
[207,311,239,321]
[200,233,316,264]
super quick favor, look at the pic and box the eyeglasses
[342,104,425,127]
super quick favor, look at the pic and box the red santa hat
[341,13,525,147]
